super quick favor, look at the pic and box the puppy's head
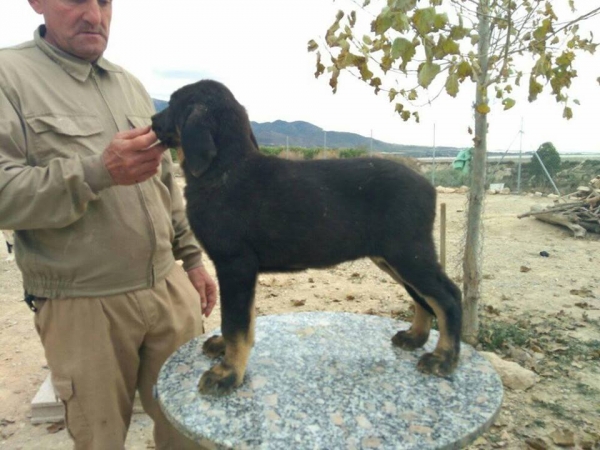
[151,79,253,178]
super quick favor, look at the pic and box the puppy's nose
[151,116,163,135]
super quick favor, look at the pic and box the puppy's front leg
[199,258,258,395]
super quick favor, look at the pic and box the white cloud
[1,1,599,153]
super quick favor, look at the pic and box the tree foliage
[308,0,599,121]
[309,0,599,343]
[530,141,561,182]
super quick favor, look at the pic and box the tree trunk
[462,0,491,345]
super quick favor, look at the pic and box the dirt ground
[0,191,599,449]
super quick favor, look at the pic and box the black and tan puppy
[152,80,462,395]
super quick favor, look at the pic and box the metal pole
[440,202,447,270]
[324,131,327,151]
[534,151,561,196]
[370,129,373,154]
[286,136,290,159]
[517,118,523,194]
[431,123,436,185]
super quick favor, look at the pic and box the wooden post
[440,203,447,271]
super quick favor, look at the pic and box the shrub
[430,168,471,187]
[260,146,284,157]
[339,148,368,159]
[290,147,321,160]
[530,142,561,185]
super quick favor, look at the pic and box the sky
[1,1,599,154]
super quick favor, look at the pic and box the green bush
[530,142,561,185]
[259,146,284,157]
[430,168,470,187]
[290,147,321,160]
[339,148,368,159]
[169,148,178,162]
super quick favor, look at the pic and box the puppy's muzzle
[151,112,179,148]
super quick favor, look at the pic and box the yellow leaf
[445,74,459,97]
[502,98,516,110]
[476,103,490,114]
[563,106,573,120]
[418,62,441,88]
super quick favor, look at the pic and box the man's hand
[103,126,166,185]
[187,266,218,317]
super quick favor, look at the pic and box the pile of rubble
[518,176,600,237]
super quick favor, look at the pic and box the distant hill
[250,120,460,157]
[151,99,460,157]
[153,99,169,112]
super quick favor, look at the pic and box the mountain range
[152,99,461,157]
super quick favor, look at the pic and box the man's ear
[180,107,217,178]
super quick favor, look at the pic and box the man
[0,1,218,449]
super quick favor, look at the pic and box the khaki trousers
[34,264,205,450]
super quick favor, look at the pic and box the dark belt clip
[24,292,38,312]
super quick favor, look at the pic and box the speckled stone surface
[156,312,503,450]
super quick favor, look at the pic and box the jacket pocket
[52,374,92,444]
[25,114,104,166]
[127,114,152,129]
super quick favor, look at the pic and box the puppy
[152,80,462,395]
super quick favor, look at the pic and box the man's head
[28,0,112,62]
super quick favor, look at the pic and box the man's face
[29,0,112,62]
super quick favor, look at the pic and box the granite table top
[156,311,503,450]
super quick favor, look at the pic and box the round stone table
[156,312,503,450]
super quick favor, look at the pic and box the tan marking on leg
[371,257,433,337]
[410,302,433,337]
[176,147,185,164]
[223,302,256,386]
[423,297,452,354]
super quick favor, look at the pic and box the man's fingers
[203,287,218,317]
[129,130,161,151]
[116,125,151,139]
[117,128,165,153]
[135,146,163,163]
[134,165,160,181]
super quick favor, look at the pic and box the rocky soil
[1,191,599,449]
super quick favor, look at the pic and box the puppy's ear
[181,107,217,177]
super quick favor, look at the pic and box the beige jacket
[0,27,202,298]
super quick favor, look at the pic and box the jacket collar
[34,25,122,82]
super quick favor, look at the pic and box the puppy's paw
[198,362,241,395]
[391,329,429,351]
[202,335,226,358]
[416,351,458,377]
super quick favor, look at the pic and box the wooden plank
[31,374,145,424]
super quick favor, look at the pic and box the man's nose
[82,1,102,26]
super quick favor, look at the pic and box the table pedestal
[157,312,503,449]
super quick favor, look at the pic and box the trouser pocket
[52,374,92,446]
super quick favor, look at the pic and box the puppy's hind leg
[392,287,434,351]
[377,244,462,377]
[371,257,434,350]
[199,256,258,395]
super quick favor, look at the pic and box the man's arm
[0,88,165,231]
[0,87,109,230]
